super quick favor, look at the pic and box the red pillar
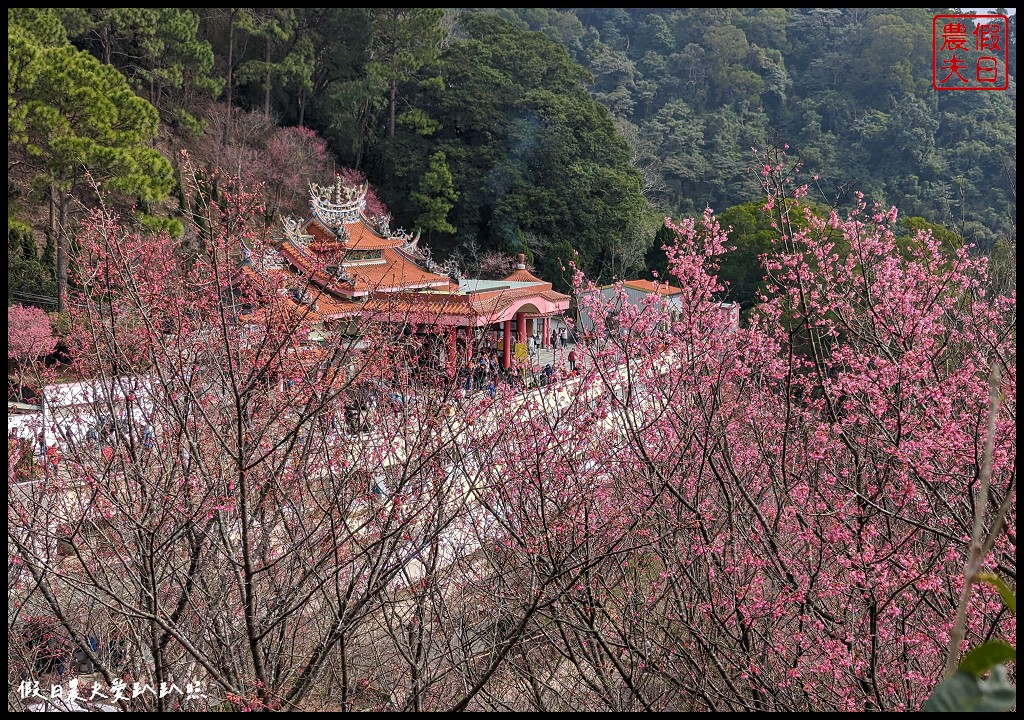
[542,317,550,348]
[464,326,474,362]
[502,319,512,369]
[447,327,457,377]
[516,313,526,343]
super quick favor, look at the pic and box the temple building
[246,175,570,372]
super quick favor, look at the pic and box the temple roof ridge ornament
[374,212,392,238]
[400,229,422,256]
[262,246,283,270]
[439,256,463,282]
[309,175,367,229]
[281,216,309,248]
[325,263,355,286]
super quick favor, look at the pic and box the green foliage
[957,642,1017,678]
[8,8,68,47]
[975,573,1017,619]
[375,12,650,287]
[8,7,1016,300]
[12,39,174,201]
[411,151,459,235]
[497,8,1014,254]
[368,8,445,87]
[40,231,55,271]
[640,100,709,213]
[922,667,1016,712]
[8,17,49,145]
[368,8,445,138]
[167,106,206,137]
[234,9,310,117]
[9,11,176,310]
[61,9,220,120]
[987,239,1016,297]
[714,202,776,308]
[46,310,71,338]
[288,8,373,131]
[137,213,184,239]
[900,216,963,253]
[644,222,676,280]
[398,107,441,137]
[7,224,56,308]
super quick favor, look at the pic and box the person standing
[45,443,60,469]
[473,357,484,390]
[559,326,568,348]
[527,334,537,358]
[568,348,577,373]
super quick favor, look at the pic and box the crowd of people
[458,326,582,403]
[11,324,584,458]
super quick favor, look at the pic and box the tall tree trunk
[355,97,372,170]
[101,26,112,66]
[53,184,67,313]
[298,92,306,128]
[388,80,397,138]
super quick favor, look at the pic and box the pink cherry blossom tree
[7,160,473,711]
[548,147,1016,711]
[8,303,57,402]
[263,125,332,219]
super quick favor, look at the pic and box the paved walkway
[526,342,578,371]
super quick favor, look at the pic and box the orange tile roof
[305,222,336,247]
[341,219,400,250]
[503,268,548,285]
[311,294,361,317]
[363,292,479,320]
[359,283,571,326]
[346,248,449,293]
[277,241,350,295]
[279,243,440,294]
[304,216,405,251]
[259,213,572,327]
[622,279,682,296]
[261,294,324,325]
[280,233,448,297]
[235,263,276,292]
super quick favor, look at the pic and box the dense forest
[8,8,1017,307]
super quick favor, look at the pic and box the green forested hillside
[8,8,1016,304]
[499,8,1016,250]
